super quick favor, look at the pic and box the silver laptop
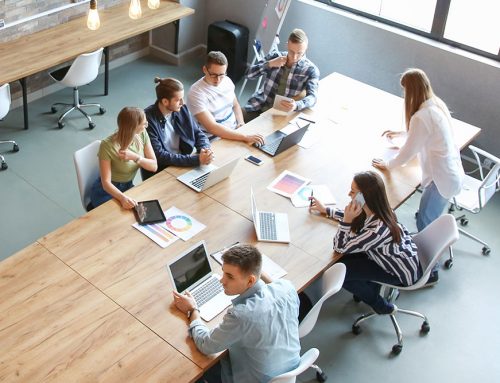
[177,157,240,192]
[251,188,291,243]
[167,241,233,321]
[255,124,309,157]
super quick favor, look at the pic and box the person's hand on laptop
[173,290,196,314]
[199,148,214,165]
[244,133,265,146]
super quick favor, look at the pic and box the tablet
[133,200,166,225]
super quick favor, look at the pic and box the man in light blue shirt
[173,244,301,383]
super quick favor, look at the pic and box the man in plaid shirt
[243,29,319,122]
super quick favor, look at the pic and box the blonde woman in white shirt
[372,69,464,282]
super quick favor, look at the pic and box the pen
[310,190,314,207]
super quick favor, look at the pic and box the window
[444,0,500,55]
[318,0,500,61]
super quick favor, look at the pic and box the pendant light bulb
[148,0,160,9]
[87,0,100,30]
[129,0,142,19]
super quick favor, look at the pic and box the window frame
[316,0,500,62]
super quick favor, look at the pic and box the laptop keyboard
[190,173,209,189]
[261,139,281,155]
[259,212,277,240]
[192,277,224,307]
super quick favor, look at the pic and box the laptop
[250,188,291,243]
[255,124,309,157]
[177,157,240,192]
[167,241,233,321]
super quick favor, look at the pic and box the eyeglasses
[207,69,226,79]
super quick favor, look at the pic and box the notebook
[177,157,240,192]
[166,241,233,321]
[250,188,290,243]
[255,124,309,157]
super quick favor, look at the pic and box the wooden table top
[0,1,194,84]
[2,72,481,381]
[0,243,201,382]
[39,171,326,370]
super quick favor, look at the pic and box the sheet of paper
[132,221,179,248]
[211,250,287,280]
[161,206,206,241]
[267,170,311,199]
[291,184,336,208]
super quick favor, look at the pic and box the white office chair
[268,348,320,383]
[352,214,459,355]
[49,47,106,129]
[0,83,20,170]
[298,263,346,382]
[74,140,101,211]
[449,145,499,256]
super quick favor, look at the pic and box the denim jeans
[89,177,133,208]
[340,253,403,314]
[416,181,449,232]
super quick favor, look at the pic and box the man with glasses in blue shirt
[187,51,264,145]
[243,29,320,122]
[173,244,301,383]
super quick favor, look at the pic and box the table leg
[19,78,29,130]
[104,46,109,96]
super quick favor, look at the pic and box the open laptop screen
[169,243,211,292]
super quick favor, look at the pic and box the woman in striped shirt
[310,171,421,314]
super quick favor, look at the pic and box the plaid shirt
[244,51,319,112]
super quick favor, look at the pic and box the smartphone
[245,155,263,166]
[354,192,365,206]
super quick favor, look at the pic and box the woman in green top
[90,107,157,209]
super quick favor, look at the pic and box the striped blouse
[331,210,420,286]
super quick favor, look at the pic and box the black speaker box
[207,20,249,83]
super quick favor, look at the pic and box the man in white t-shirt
[187,51,264,145]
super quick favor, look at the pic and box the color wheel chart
[162,206,206,241]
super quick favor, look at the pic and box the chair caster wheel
[482,247,491,255]
[51,106,57,113]
[58,122,64,129]
[420,321,430,334]
[1,161,7,170]
[460,218,469,226]
[444,259,453,269]
[414,211,419,219]
[391,344,402,355]
[353,294,361,303]
[13,143,20,152]
[448,205,455,213]
[316,371,327,382]
[89,122,96,129]
[79,98,84,104]
[352,325,361,335]
[99,107,106,115]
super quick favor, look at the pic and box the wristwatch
[187,307,200,319]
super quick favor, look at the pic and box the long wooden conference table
[0,0,194,130]
[0,73,480,382]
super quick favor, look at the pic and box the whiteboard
[255,0,292,55]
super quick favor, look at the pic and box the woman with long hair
[372,68,464,283]
[310,171,420,314]
[90,107,157,209]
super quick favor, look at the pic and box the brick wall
[1,0,150,101]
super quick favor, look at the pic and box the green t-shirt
[98,130,150,183]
